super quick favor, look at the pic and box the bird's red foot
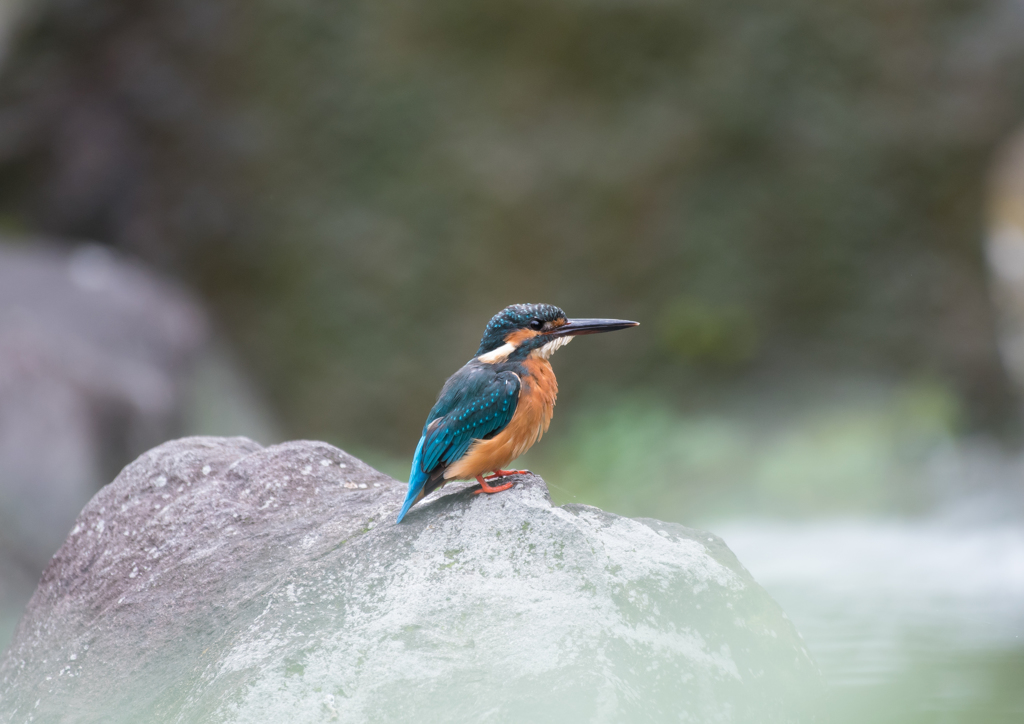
[473,474,515,495]
[483,469,531,480]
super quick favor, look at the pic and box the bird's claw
[473,474,517,495]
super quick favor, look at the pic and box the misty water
[719,515,1024,722]
[704,438,1024,724]
[537,386,1024,722]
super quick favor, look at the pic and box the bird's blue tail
[396,436,428,523]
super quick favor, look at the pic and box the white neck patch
[477,342,516,364]
[533,335,573,360]
[477,335,574,363]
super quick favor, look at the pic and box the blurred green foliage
[531,379,960,522]
[214,0,1024,451]
[1,0,1023,455]
[658,297,759,369]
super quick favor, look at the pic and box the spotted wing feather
[420,366,521,473]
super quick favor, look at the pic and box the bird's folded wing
[419,368,521,475]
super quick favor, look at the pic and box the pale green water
[536,383,1024,722]
[719,518,1024,723]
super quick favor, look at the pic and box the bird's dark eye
[528,318,544,331]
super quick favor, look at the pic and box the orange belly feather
[445,357,557,480]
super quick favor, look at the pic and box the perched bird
[396,303,638,522]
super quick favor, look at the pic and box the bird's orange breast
[445,357,558,480]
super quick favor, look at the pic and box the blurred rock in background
[0,242,204,642]
[987,126,1024,394]
[0,243,205,566]
[0,242,278,648]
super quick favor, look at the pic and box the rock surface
[0,437,823,722]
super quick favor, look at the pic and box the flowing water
[718,513,1024,723]
[538,386,1024,722]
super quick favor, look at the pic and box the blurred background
[1,0,1024,721]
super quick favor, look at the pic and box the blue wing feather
[420,366,520,473]
[397,363,520,522]
[396,435,428,523]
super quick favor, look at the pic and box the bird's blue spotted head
[475,304,566,358]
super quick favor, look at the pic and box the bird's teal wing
[420,368,521,473]
[397,365,520,522]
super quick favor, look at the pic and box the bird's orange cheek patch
[504,328,540,346]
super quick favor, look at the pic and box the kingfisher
[396,303,638,522]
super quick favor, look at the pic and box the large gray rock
[0,437,823,722]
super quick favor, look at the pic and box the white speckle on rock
[95,520,105,533]
[154,476,167,488]
[320,459,331,467]
[343,482,357,489]
[302,465,313,476]
[202,465,212,476]
[129,567,138,579]
[338,462,347,468]
[358,483,367,489]
[70,524,82,536]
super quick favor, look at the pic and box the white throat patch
[533,335,573,360]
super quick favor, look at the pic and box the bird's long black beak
[548,318,639,337]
